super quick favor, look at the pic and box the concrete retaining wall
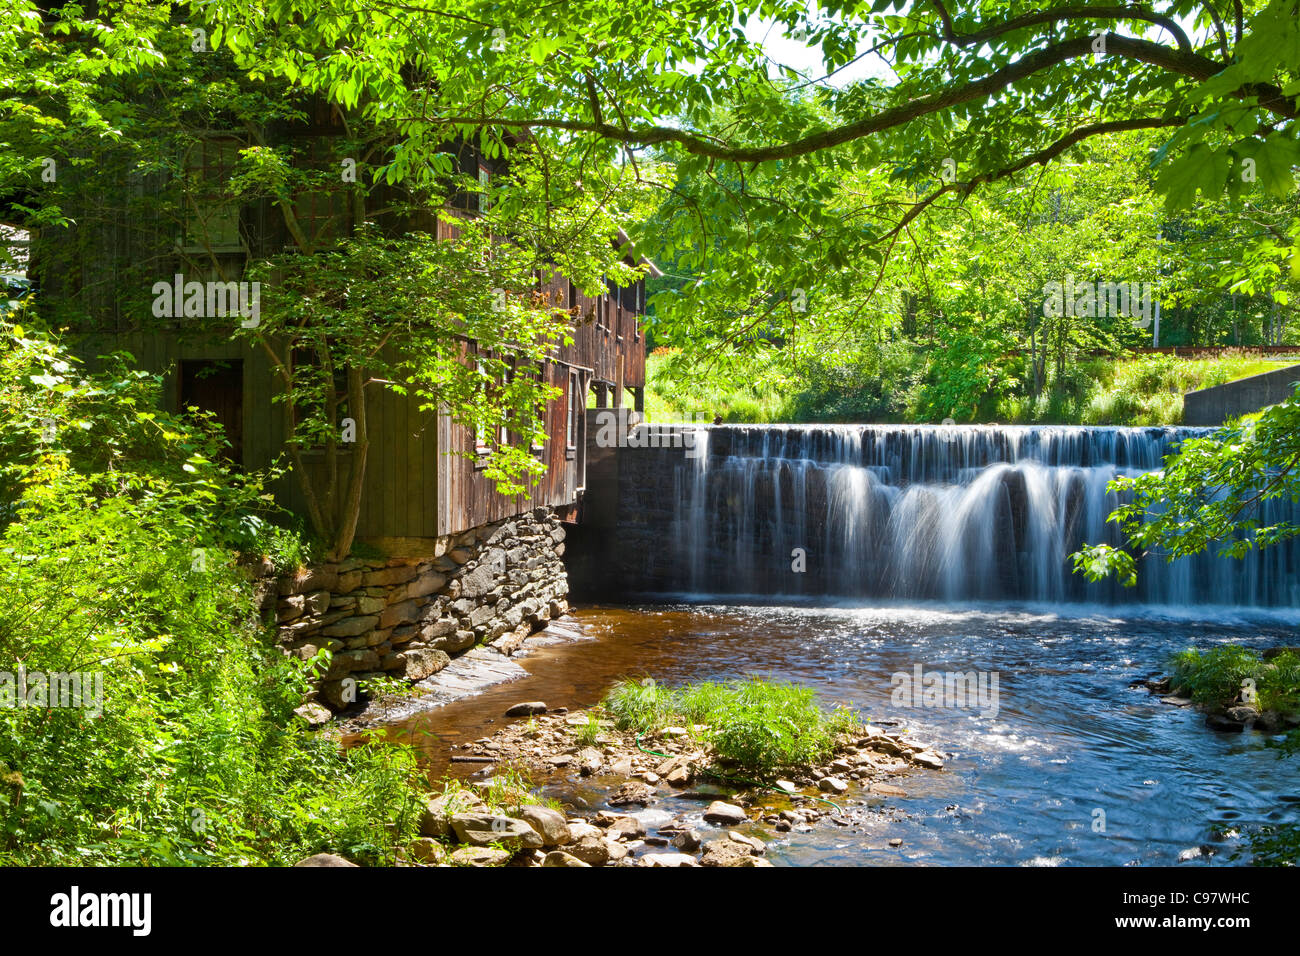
[1183,365,1300,426]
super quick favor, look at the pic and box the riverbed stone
[605,815,647,841]
[450,813,543,850]
[568,822,602,841]
[869,782,908,797]
[670,828,702,851]
[577,747,604,775]
[451,846,512,866]
[608,781,655,807]
[567,835,611,866]
[517,805,571,847]
[728,831,766,854]
[701,838,769,867]
[912,750,944,769]
[703,801,747,826]
[818,776,849,794]
[506,701,548,717]
[542,850,590,867]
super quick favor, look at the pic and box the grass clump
[603,676,859,777]
[1169,646,1300,714]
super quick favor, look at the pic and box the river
[386,600,1300,867]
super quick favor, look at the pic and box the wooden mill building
[23,101,654,549]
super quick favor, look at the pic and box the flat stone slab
[341,619,590,729]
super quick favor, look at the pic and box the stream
[384,600,1300,867]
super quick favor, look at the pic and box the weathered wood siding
[68,330,442,539]
[436,356,583,535]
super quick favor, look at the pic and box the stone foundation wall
[268,508,570,711]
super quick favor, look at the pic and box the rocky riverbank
[366,703,948,867]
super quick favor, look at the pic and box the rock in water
[577,747,604,775]
[818,776,848,794]
[702,801,747,825]
[506,701,548,717]
[608,781,655,807]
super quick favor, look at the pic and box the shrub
[1169,646,1264,709]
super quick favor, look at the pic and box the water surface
[387,601,1300,866]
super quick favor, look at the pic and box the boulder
[517,805,571,847]
[419,793,481,838]
[400,648,450,681]
[450,813,543,850]
[702,801,747,826]
[407,838,450,865]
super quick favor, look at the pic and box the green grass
[646,347,1299,427]
[603,676,858,777]
[572,711,604,746]
[1169,645,1300,714]
[642,348,794,424]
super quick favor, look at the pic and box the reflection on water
[381,601,1300,867]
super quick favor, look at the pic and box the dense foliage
[0,316,424,864]
[1075,381,1300,585]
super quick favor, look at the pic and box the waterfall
[656,424,1300,606]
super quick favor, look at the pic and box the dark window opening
[179,359,243,466]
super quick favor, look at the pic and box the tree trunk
[328,367,369,562]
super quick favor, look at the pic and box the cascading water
[661,424,1300,606]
